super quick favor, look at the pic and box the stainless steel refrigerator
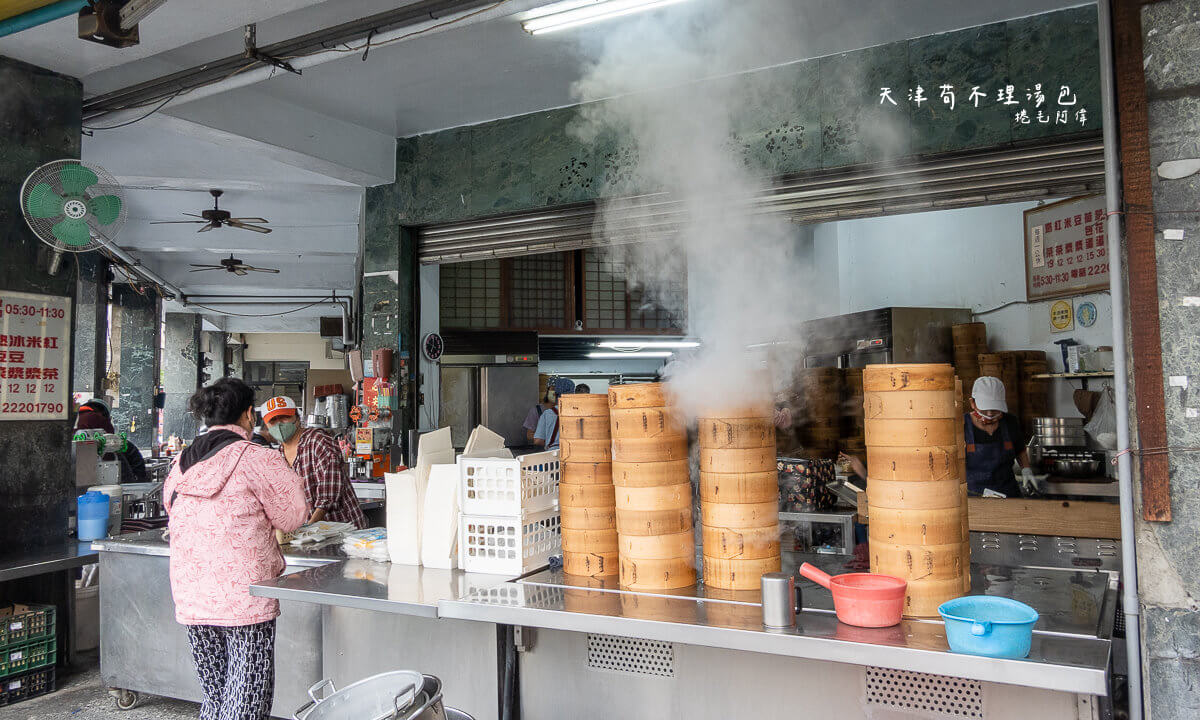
[439,355,539,448]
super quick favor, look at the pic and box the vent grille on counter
[864,667,983,719]
[586,634,674,678]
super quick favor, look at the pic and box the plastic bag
[1085,384,1117,450]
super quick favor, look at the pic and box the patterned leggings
[186,620,277,720]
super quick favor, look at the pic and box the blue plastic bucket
[77,491,110,541]
[938,596,1038,659]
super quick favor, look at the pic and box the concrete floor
[5,656,198,720]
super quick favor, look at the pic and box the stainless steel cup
[761,572,798,628]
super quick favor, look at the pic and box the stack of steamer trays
[609,383,696,591]
[698,405,781,590]
[841,368,866,460]
[558,393,618,578]
[952,322,987,398]
[863,364,969,618]
[1017,351,1050,435]
[977,352,1021,418]
[795,368,842,458]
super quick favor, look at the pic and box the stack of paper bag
[421,463,460,569]
[384,470,422,564]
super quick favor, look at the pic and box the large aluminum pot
[294,672,450,720]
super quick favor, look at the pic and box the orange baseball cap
[259,396,299,422]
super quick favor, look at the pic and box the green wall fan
[19,160,127,274]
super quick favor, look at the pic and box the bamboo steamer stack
[997,352,1022,418]
[952,323,987,398]
[558,393,618,577]
[609,383,696,590]
[698,405,781,590]
[1017,351,1051,435]
[840,368,866,459]
[863,364,969,617]
[795,368,842,458]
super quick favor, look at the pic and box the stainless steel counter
[93,529,349,567]
[0,540,99,582]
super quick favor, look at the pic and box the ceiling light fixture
[587,351,674,358]
[597,340,700,349]
[522,0,692,35]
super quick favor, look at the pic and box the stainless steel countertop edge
[92,536,344,568]
[248,582,439,618]
[435,595,1109,696]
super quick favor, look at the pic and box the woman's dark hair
[189,377,256,426]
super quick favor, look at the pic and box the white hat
[259,396,299,422]
[972,376,1008,414]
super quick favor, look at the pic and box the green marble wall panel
[163,313,200,440]
[531,107,601,207]
[819,42,913,168]
[412,128,472,225]
[110,285,159,453]
[470,116,533,216]
[734,59,823,176]
[1007,5,1101,142]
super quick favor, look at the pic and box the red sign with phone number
[0,291,71,421]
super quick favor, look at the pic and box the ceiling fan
[189,254,280,276]
[151,189,272,233]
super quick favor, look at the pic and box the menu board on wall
[1024,194,1109,300]
[0,291,71,421]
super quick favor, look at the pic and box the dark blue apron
[964,414,1020,496]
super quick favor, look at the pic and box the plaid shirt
[289,428,366,529]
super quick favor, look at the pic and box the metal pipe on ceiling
[0,0,84,37]
[93,238,185,300]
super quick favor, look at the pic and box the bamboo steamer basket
[561,505,618,530]
[611,460,690,487]
[614,483,692,512]
[958,482,970,540]
[863,364,955,392]
[559,482,616,509]
[866,478,962,510]
[952,322,987,346]
[609,382,668,409]
[869,506,964,546]
[704,588,765,625]
[612,437,688,463]
[864,418,958,447]
[977,353,1003,374]
[559,393,610,417]
[620,589,699,621]
[559,438,612,463]
[616,507,692,536]
[871,541,967,581]
[560,416,612,440]
[619,555,696,590]
[701,523,780,559]
[702,555,782,591]
[699,446,776,473]
[904,578,965,618]
[609,407,684,439]
[619,529,694,559]
[864,391,959,420]
[866,445,960,482]
[697,416,774,449]
[698,471,779,504]
[562,461,613,485]
[563,550,619,577]
[562,528,619,554]
[700,500,779,529]
[697,403,775,419]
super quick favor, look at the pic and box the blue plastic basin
[938,596,1038,659]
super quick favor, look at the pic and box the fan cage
[19,159,127,253]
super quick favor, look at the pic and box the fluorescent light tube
[522,0,691,35]
[587,351,674,358]
[597,340,699,349]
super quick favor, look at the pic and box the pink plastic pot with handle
[799,562,907,628]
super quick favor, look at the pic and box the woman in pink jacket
[164,378,309,720]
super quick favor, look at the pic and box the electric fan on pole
[19,160,127,275]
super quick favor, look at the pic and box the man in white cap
[965,376,1035,497]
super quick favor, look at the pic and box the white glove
[1020,467,1037,495]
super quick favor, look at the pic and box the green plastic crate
[0,667,56,707]
[0,604,56,650]
[0,639,55,680]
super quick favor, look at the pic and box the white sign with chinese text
[0,290,71,421]
[1024,195,1109,300]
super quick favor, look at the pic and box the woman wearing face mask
[164,378,309,720]
[965,376,1035,497]
[261,396,366,529]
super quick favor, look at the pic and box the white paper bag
[421,463,460,569]
[384,470,422,565]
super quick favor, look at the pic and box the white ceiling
[0,0,1088,331]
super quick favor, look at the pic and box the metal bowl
[1052,457,1104,478]
[1032,417,1084,428]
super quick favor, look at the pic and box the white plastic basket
[459,508,562,576]
[459,451,560,517]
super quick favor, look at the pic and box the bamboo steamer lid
[559,482,616,509]
[700,500,779,529]
[699,446,776,474]
[866,478,962,511]
[564,585,622,614]
[869,506,965,546]
[614,482,692,512]
[559,394,610,417]
[609,382,669,409]
[612,437,688,463]
[616,506,692,536]
[619,555,697,590]
[864,417,958,447]
[611,460,690,487]
[862,364,955,392]
[560,416,612,440]
[562,528,619,554]
[952,322,987,345]
[702,555,782,591]
[866,445,960,482]
[610,407,685,439]
[562,461,613,485]
[701,523,780,559]
[620,590,699,621]
[903,578,965,618]
[864,391,959,420]
[696,417,775,449]
[699,471,779,504]
[563,550,619,577]
[619,529,695,559]
[871,540,966,581]
[559,438,612,463]
[561,505,617,530]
